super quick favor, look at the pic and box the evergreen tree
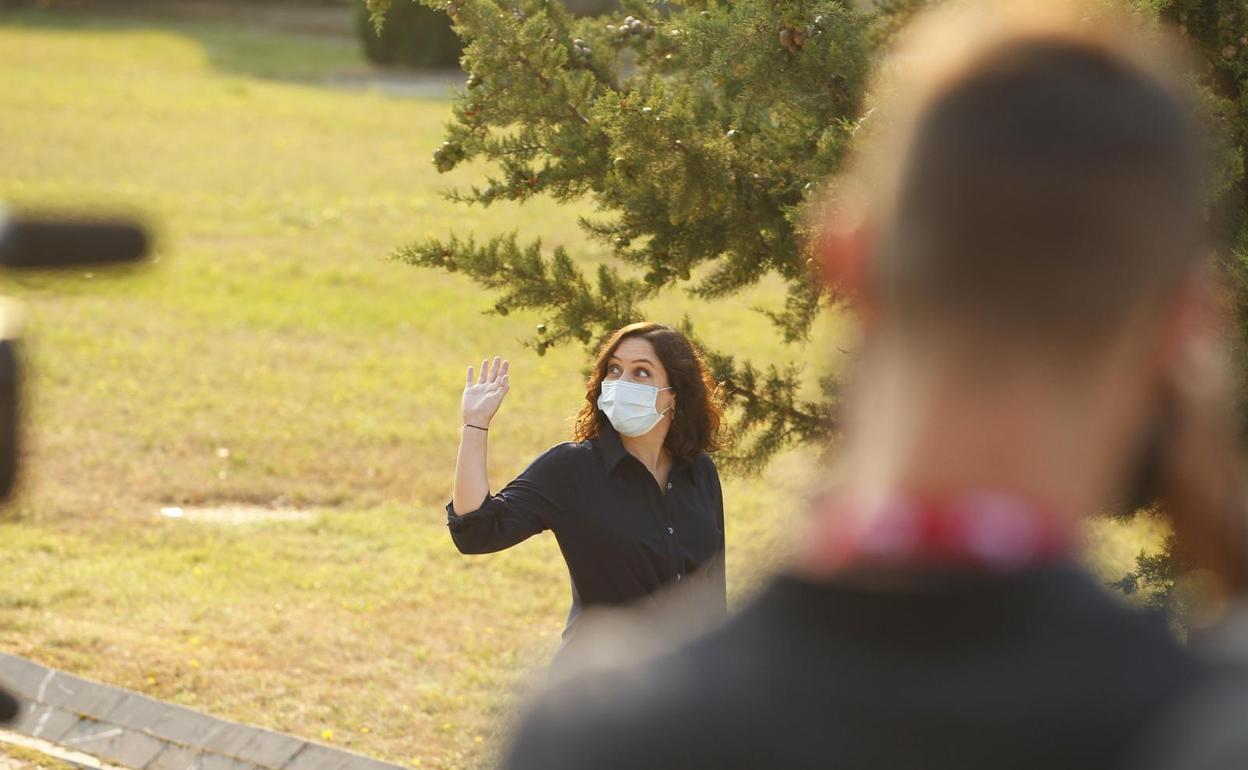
[369,0,901,470]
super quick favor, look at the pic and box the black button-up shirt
[446,423,726,638]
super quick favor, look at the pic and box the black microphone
[0,214,149,269]
[0,686,18,723]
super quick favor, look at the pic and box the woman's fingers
[500,373,510,392]
[467,357,509,388]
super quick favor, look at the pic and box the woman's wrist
[462,419,491,432]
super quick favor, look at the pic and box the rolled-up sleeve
[447,444,570,555]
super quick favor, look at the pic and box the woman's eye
[607,365,622,376]
[636,368,650,378]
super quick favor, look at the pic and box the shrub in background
[355,0,462,68]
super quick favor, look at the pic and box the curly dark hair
[572,322,724,463]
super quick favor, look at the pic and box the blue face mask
[597,379,673,437]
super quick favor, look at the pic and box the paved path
[0,654,404,770]
[24,1,466,98]
[321,70,463,99]
[42,1,356,39]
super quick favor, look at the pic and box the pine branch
[758,273,829,344]
[392,233,655,353]
[694,337,839,474]
[1108,534,1184,611]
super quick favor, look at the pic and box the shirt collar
[595,419,694,476]
[596,419,631,474]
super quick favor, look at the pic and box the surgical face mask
[597,379,673,437]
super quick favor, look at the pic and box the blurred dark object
[506,568,1203,770]
[353,0,620,70]
[0,687,16,722]
[0,217,149,269]
[0,207,149,723]
[0,211,148,503]
[1125,606,1248,770]
[1123,396,1179,514]
[354,0,462,69]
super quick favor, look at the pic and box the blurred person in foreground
[501,2,1241,768]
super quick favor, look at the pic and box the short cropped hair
[845,2,1208,353]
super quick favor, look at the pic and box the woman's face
[605,337,676,411]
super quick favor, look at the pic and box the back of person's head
[835,0,1208,360]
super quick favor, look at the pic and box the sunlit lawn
[0,8,1165,770]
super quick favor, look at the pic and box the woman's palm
[462,357,510,426]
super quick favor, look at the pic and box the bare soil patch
[158,505,318,525]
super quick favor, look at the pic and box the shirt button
[667,527,674,535]
[666,482,672,490]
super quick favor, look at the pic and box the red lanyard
[799,493,1075,575]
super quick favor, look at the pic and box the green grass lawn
[0,8,1167,770]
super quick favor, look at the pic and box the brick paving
[0,654,403,770]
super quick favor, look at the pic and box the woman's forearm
[454,356,509,515]
[452,426,491,515]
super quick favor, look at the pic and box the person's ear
[1151,264,1218,386]
[816,216,879,328]
[1149,263,1248,597]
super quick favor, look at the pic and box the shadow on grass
[0,5,462,95]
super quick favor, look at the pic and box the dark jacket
[507,564,1206,770]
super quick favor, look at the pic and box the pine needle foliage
[373,0,893,470]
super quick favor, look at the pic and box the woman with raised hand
[449,322,726,656]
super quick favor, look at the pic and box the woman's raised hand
[462,356,510,428]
